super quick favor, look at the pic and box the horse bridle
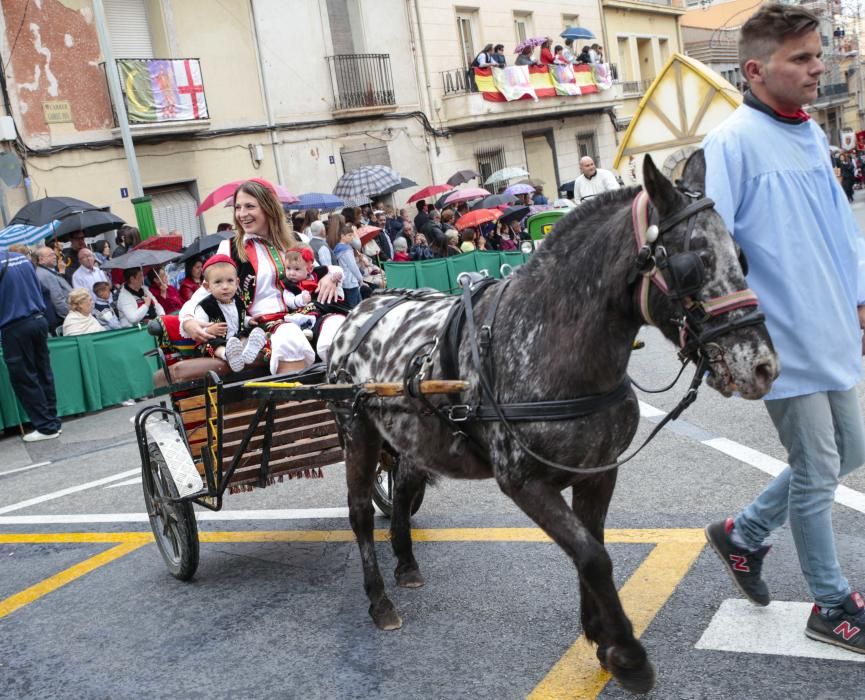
[630,186,765,362]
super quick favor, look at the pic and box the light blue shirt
[703,105,865,400]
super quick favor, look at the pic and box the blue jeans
[735,388,865,607]
[343,286,362,309]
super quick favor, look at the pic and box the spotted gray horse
[326,151,778,694]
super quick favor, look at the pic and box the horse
[326,151,778,694]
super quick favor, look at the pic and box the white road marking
[104,477,143,489]
[640,404,865,517]
[0,469,140,515]
[0,461,52,477]
[0,507,354,524]
[696,598,865,662]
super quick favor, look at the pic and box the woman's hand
[317,274,340,304]
[182,318,219,343]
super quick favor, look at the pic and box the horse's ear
[642,154,678,217]
[679,149,706,193]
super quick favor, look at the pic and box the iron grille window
[577,132,599,167]
[475,146,506,188]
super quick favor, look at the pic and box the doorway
[523,131,559,195]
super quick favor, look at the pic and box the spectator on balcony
[574,156,620,201]
[539,39,555,66]
[553,45,568,66]
[492,44,506,67]
[515,46,538,66]
[563,39,578,65]
[577,46,592,64]
[589,44,601,64]
[597,46,605,63]
[471,44,495,68]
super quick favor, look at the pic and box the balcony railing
[621,78,654,96]
[817,82,849,99]
[325,53,396,112]
[441,67,474,96]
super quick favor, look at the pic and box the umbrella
[285,192,345,211]
[561,27,595,41]
[357,225,383,246]
[446,169,480,186]
[444,187,490,205]
[100,248,179,270]
[455,208,502,231]
[333,165,402,202]
[0,220,60,248]
[197,178,299,216]
[470,194,516,210]
[504,183,536,196]
[176,231,235,262]
[514,36,548,53]
[499,205,530,225]
[371,176,417,197]
[133,234,183,253]
[559,179,576,195]
[516,178,545,187]
[485,167,530,185]
[435,190,458,209]
[407,184,453,204]
[11,196,125,239]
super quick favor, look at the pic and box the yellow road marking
[0,524,706,698]
[0,541,147,621]
[528,536,706,699]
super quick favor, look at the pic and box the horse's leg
[343,417,402,630]
[499,476,654,694]
[390,459,427,588]
[572,473,617,671]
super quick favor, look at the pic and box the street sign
[120,187,129,198]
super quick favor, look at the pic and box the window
[475,146,506,187]
[659,38,670,63]
[327,0,363,54]
[147,183,203,245]
[104,0,155,58]
[456,11,478,70]
[513,12,533,45]
[562,13,580,29]
[576,132,599,166]
[340,144,391,173]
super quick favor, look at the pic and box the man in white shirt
[573,157,620,202]
[71,248,109,299]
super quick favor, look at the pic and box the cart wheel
[371,450,425,518]
[142,443,199,581]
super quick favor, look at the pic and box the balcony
[112,58,211,137]
[810,81,850,109]
[325,53,396,117]
[620,78,655,97]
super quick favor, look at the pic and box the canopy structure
[613,53,742,184]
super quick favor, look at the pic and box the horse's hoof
[369,601,402,631]
[605,646,655,694]
[396,568,425,588]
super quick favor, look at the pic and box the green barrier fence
[383,250,530,293]
[0,326,158,432]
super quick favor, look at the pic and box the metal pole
[91,0,144,198]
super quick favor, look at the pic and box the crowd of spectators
[475,39,605,69]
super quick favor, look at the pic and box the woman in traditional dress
[179,179,343,374]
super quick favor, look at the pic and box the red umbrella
[133,233,183,252]
[444,187,491,206]
[407,184,453,204]
[455,208,502,231]
[357,225,383,246]
[196,177,299,215]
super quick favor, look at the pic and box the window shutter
[104,0,155,58]
[340,145,392,173]
[149,188,201,245]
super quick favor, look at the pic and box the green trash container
[526,210,566,248]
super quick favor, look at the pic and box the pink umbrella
[504,183,536,196]
[196,177,299,215]
[443,187,490,205]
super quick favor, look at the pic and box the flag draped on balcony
[117,59,209,123]
[472,65,598,102]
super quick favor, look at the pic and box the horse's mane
[560,185,641,231]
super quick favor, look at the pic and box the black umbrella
[559,180,576,195]
[471,194,517,211]
[499,205,530,225]
[371,176,418,198]
[435,190,458,209]
[447,169,480,186]
[11,196,125,240]
[100,249,179,270]
[176,231,235,262]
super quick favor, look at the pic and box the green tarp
[382,250,530,293]
[0,326,158,431]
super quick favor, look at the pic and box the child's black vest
[197,294,246,337]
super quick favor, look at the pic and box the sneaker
[22,429,61,442]
[705,518,771,606]
[241,327,267,365]
[805,592,865,654]
[224,337,245,372]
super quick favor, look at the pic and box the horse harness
[337,186,766,475]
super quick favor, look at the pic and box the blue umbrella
[561,27,595,41]
[0,220,59,247]
[285,192,345,211]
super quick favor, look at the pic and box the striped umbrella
[333,165,402,202]
[0,220,59,247]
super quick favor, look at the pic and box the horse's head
[639,150,778,399]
